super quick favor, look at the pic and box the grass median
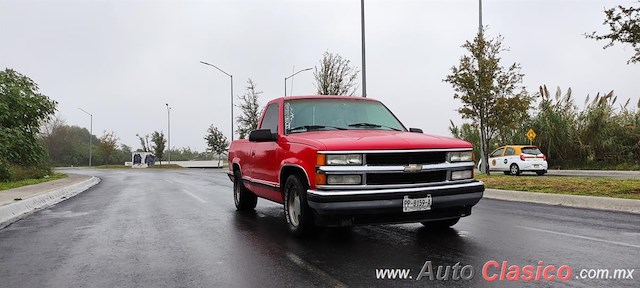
[476,174,640,200]
[0,173,68,191]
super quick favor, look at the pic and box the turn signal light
[315,173,326,185]
[316,154,326,166]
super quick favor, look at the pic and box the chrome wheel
[287,186,301,227]
[283,175,315,236]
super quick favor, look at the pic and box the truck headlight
[448,151,473,162]
[451,170,473,180]
[325,154,363,165]
[326,175,362,185]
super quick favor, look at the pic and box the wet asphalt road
[1,169,638,287]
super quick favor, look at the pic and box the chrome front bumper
[306,181,484,215]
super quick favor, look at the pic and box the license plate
[403,195,432,212]
[534,164,540,168]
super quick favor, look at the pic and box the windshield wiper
[287,125,346,133]
[348,122,401,131]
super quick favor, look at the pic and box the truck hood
[286,130,472,151]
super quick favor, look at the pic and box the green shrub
[0,158,11,182]
[9,165,51,181]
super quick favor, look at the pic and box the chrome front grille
[365,152,446,166]
[366,171,447,185]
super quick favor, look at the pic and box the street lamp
[361,0,367,98]
[479,0,483,34]
[200,61,234,141]
[284,67,313,96]
[78,108,92,167]
[166,103,171,165]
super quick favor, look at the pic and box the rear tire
[509,164,521,176]
[284,175,316,237]
[536,170,547,176]
[421,217,460,229]
[233,170,257,210]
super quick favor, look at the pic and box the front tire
[421,217,460,229]
[234,170,257,210]
[284,175,315,237]
[509,164,521,176]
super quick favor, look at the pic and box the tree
[0,69,57,172]
[98,131,119,165]
[235,78,261,139]
[151,131,166,165]
[444,30,532,174]
[136,133,151,152]
[313,51,360,96]
[204,125,229,167]
[586,2,640,64]
[449,121,481,163]
[41,124,97,167]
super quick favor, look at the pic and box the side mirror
[249,129,277,142]
[409,128,423,133]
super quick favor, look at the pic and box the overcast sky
[1,0,638,152]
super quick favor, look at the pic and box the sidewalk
[0,174,100,228]
[484,188,640,214]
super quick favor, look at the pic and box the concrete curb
[0,176,101,229]
[484,189,640,214]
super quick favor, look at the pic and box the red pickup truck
[228,96,484,236]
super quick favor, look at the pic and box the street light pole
[479,0,483,34]
[478,0,487,174]
[165,103,171,164]
[78,108,92,167]
[361,0,367,98]
[200,61,234,141]
[284,67,313,96]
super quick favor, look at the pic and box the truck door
[249,102,282,202]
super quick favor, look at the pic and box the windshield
[283,98,406,134]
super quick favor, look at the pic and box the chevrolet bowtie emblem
[404,164,423,173]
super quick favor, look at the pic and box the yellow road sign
[526,129,537,142]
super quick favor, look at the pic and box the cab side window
[490,148,504,158]
[260,103,280,133]
[504,147,516,156]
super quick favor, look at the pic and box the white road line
[182,189,207,203]
[286,252,347,288]
[522,226,640,249]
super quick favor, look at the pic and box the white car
[482,145,548,176]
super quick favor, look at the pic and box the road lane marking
[182,189,207,203]
[522,226,640,249]
[165,179,179,185]
[286,252,347,288]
